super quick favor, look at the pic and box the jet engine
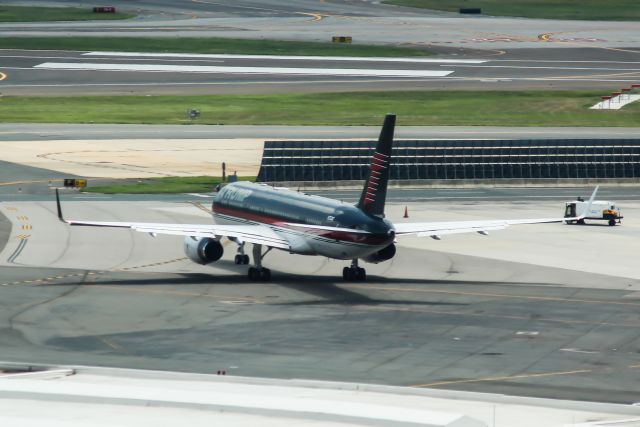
[184,237,224,264]
[362,243,396,264]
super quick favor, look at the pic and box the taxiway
[0,193,639,403]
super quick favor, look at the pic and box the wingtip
[55,188,65,222]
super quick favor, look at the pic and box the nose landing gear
[233,241,250,265]
[343,259,366,281]
[229,241,249,265]
[248,244,272,281]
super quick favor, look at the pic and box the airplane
[55,114,597,282]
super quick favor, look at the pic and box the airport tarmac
[1,194,639,404]
[3,47,640,95]
[1,0,640,410]
[3,0,640,51]
[2,0,640,95]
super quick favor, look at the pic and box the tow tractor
[565,197,622,226]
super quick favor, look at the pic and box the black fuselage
[212,182,395,255]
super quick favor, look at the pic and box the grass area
[0,36,433,57]
[1,91,639,127]
[384,0,640,20]
[0,5,134,22]
[84,176,254,194]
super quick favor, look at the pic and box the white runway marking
[449,64,640,71]
[560,348,600,354]
[33,62,454,78]
[83,51,487,64]
[186,193,214,198]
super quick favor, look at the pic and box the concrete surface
[591,94,640,110]
[3,366,640,427]
[0,195,639,404]
[0,138,264,178]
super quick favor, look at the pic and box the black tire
[234,255,242,265]
[261,268,271,281]
[342,267,350,281]
[609,219,616,226]
[357,268,366,281]
[243,255,250,264]
[248,267,258,280]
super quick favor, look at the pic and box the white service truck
[565,198,622,226]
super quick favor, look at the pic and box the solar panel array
[257,139,640,182]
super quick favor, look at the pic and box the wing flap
[65,220,291,250]
[395,187,599,238]
[416,224,506,237]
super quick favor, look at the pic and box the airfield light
[621,88,631,100]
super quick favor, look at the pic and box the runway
[2,0,640,94]
[1,195,639,403]
[3,48,640,95]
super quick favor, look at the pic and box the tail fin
[357,114,395,217]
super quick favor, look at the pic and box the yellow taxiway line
[411,369,593,388]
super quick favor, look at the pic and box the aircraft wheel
[342,267,366,281]
[242,254,250,264]
[248,267,271,281]
[235,255,242,265]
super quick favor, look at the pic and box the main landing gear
[248,244,272,281]
[343,259,366,282]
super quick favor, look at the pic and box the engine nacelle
[361,243,396,264]
[183,237,224,265]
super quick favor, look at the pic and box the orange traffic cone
[403,206,409,218]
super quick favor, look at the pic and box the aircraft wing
[55,191,290,249]
[394,186,598,238]
[395,217,561,238]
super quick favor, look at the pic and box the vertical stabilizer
[357,114,395,217]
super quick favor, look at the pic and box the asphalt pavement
[3,48,640,95]
[2,0,639,50]
[1,197,639,404]
[1,0,640,407]
[3,123,640,141]
[1,0,640,94]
